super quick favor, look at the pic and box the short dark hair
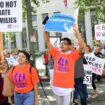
[61,37,72,45]
[86,45,91,52]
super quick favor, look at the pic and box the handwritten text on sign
[95,24,105,40]
[84,53,105,75]
[83,65,92,85]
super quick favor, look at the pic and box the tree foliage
[22,0,49,19]
[22,0,38,19]
[76,0,105,22]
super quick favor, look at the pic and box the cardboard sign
[84,53,105,75]
[0,0,22,32]
[95,24,105,40]
[83,65,92,85]
[44,14,75,33]
[6,56,18,67]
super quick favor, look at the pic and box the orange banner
[0,32,4,61]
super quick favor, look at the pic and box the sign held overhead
[44,14,75,33]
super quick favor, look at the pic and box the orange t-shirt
[9,64,39,93]
[50,48,81,88]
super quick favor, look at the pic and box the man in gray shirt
[73,54,88,105]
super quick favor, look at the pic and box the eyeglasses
[59,42,70,45]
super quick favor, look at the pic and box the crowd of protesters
[43,24,105,105]
[0,24,105,105]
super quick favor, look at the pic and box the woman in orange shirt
[1,50,39,105]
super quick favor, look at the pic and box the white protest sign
[83,65,92,85]
[95,24,105,40]
[73,7,79,24]
[0,0,22,32]
[84,53,105,75]
[6,56,18,67]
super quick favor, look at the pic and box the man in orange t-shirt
[44,24,84,105]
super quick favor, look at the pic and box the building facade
[4,0,94,52]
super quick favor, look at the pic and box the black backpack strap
[11,66,15,73]
[30,66,32,74]
[29,66,33,88]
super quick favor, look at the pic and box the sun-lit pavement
[87,80,105,105]
[36,57,105,105]
[36,56,45,70]
[38,78,105,105]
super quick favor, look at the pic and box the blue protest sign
[44,14,75,33]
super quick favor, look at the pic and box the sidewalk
[38,78,105,105]
[36,57,45,70]
[36,57,105,105]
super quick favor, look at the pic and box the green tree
[76,0,105,22]
[22,0,49,66]
[22,0,49,19]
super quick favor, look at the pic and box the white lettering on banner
[84,53,105,75]
[83,65,92,85]
[95,24,105,40]
[49,18,73,23]
[0,0,22,32]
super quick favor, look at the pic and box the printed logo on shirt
[14,72,27,88]
[57,56,69,73]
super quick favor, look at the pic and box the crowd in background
[0,25,105,105]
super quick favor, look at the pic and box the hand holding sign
[73,24,79,32]
[0,61,8,74]
[42,16,49,25]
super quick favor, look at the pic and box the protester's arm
[44,31,54,50]
[34,84,39,105]
[0,61,8,75]
[73,24,84,53]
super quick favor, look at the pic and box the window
[56,32,62,36]
[42,13,48,22]
[33,26,39,50]
[22,28,27,48]
[50,36,61,48]
[78,12,86,42]
[90,9,98,38]
[54,12,60,14]
[32,15,37,21]
[90,9,98,26]
[11,33,16,48]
